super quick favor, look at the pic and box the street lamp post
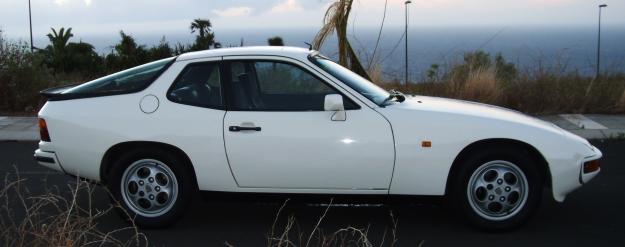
[28,0,34,52]
[596,4,607,79]
[404,0,411,84]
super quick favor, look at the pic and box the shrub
[268,36,285,46]
[0,31,54,114]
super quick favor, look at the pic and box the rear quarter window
[63,57,175,95]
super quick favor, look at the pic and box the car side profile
[35,46,602,230]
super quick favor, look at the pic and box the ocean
[30,26,625,81]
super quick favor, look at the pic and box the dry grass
[2,167,417,247]
[0,168,147,247]
[265,199,419,247]
[456,68,502,105]
[367,63,384,85]
[617,88,625,112]
[378,69,625,115]
[363,48,625,115]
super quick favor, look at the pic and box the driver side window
[228,60,358,111]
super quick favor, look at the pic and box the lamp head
[405,0,412,4]
[599,4,608,8]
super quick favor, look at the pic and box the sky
[1,0,624,43]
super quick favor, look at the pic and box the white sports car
[35,47,601,230]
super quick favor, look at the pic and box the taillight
[583,159,600,173]
[39,118,51,142]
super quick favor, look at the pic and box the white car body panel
[224,110,394,190]
[35,46,602,202]
[379,96,601,201]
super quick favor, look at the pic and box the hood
[386,96,579,139]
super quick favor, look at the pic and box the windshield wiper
[381,89,406,106]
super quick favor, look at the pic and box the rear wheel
[450,147,542,231]
[109,149,194,228]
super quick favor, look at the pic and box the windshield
[63,57,175,95]
[310,55,390,106]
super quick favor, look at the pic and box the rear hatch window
[57,57,175,99]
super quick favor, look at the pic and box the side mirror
[324,94,346,121]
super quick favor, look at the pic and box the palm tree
[46,27,74,72]
[46,27,73,53]
[189,18,215,50]
[190,18,212,38]
[312,0,370,80]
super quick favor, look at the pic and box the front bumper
[34,149,65,173]
[551,144,602,202]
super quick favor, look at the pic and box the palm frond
[312,0,371,80]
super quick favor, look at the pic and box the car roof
[176,46,315,61]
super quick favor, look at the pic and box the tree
[495,53,517,83]
[426,64,440,82]
[267,36,284,46]
[109,31,148,71]
[45,27,74,72]
[189,18,215,51]
[312,0,370,80]
[65,42,102,74]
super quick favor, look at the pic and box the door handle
[229,126,261,132]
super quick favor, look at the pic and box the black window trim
[221,58,362,112]
[166,60,227,110]
[48,57,177,101]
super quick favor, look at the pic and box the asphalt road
[1,140,624,246]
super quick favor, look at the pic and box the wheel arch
[445,138,551,196]
[100,141,198,189]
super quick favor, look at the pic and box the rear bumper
[34,149,65,173]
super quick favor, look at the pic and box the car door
[222,56,395,191]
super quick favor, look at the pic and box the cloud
[54,0,70,5]
[527,0,573,6]
[212,6,253,17]
[269,0,303,14]
[53,0,94,6]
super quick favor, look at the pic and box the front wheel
[109,149,195,228]
[450,148,543,231]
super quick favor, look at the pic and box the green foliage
[1,18,220,114]
[65,42,103,74]
[110,31,148,70]
[173,42,191,55]
[267,36,284,46]
[148,37,174,60]
[0,32,54,113]
[495,53,517,83]
[426,64,440,82]
[448,50,517,84]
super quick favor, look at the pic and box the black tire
[108,148,195,228]
[449,147,543,231]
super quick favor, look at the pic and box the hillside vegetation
[1,27,624,115]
